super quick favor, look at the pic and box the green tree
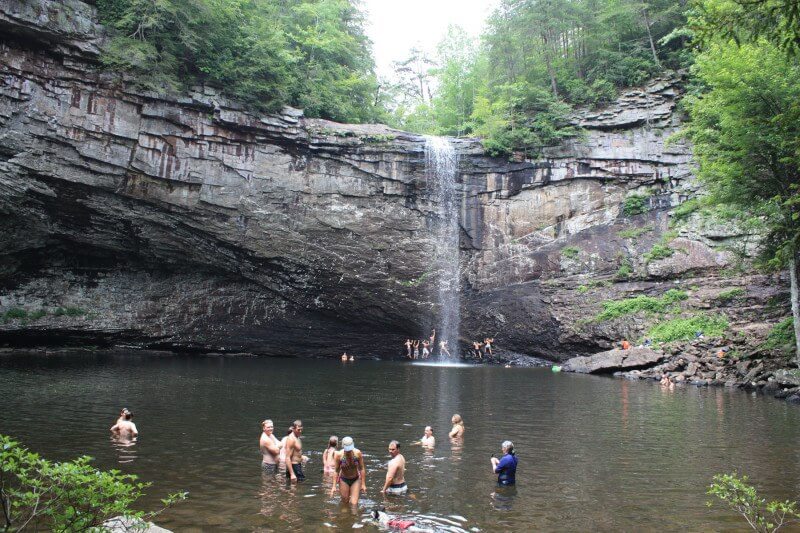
[708,473,800,532]
[684,22,800,361]
[0,434,186,531]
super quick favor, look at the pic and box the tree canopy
[97,0,384,123]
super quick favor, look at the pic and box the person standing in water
[449,414,464,438]
[412,426,435,448]
[413,340,420,360]
[404,339,412,358]
[110,409,138,440]
[331,436,367,505]
[323,436,338,474]
[429,329,436,353]
[260,419,282,473]
[381,440,407,494]
[285,420,305,482]
[490,440,518,486]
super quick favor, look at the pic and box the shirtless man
[484,338,494,357]
[413,426,435,448]
[421,340,430,359]
[284,420,305,482]
[404,339,412,358]
[110,409,138,440]
[341,352,348,361]
[429,329,436,352]
[439,340,452,358]
[259,419,281,474]
[472,341,483,359]
[382,440,407,494]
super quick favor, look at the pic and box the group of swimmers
[257,413,516,507]
[404,330,496,360]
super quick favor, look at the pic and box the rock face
[0,0,789,359]
[561,348,666,374]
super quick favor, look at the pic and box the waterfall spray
[424,136,460,358]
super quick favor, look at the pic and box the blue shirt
[494,453,517,485]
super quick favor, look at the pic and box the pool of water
[1,351,799,531]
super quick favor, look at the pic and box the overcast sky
[362,0,499,77]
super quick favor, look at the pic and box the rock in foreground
[561,348,666,374]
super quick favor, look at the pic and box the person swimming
[110,409,138,440]
[331,436,366,505]
[323,436,338,474]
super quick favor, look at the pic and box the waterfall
[424,136,460,359]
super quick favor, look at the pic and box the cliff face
[0,0,786,359]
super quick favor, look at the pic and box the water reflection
[110,435,138,464]
[490,485,518,511]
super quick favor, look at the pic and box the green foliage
[96,0,382,122]
[577,285,589,294]
[397,271,432,288]
[52,307,86,317]
[672,198,702,221]
[561,246,581,259]
[616,260,634,279]
[707,472,800,533]
[0,434,187,531]
[623,193,651,216]
[717,287,746,303]
[618,224,655,239]
[644,243,675,262]
[647,313,728,343]
[2,308,28,321]
[595,289,688,321]
[28,309,47,320]
[761,317,797,352]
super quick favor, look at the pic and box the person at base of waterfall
[331,436,367,505]
[323,436,338,474]
[429,328,436,352]
[448,414,464,438]
[412,426,435,448]
[413,340,420,360]
[484,338,494,357]
[439,340,452,358]
[341,352,348,362]
[110,409,138,440]
[421,340,430,359]
[260,419,281,474]
[490,441,518,486]
[349,355,355,361]
[285,420,305,482]
[404,339,412,358]
[472,340,483,359]
[381,440,407,494]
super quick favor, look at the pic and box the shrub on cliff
[0,434,186,531]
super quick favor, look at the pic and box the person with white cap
[490,440,517,486]
[330,436,367,505]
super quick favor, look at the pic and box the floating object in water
[551,365,562,372]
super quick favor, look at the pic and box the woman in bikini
[323,436,338,474]
[331,436,367,505]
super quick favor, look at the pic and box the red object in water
[387,519,415,529]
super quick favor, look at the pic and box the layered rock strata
[0,0,788,359]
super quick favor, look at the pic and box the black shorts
[285,463,305,481]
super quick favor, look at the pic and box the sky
[362,0,499,78]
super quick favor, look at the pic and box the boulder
[773,369,800,387]
[103,517,172,533]
[561,348,666,374]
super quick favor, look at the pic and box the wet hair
[328,436,338,448]
[389,440,400,450]
[261,419,273,430]
[451,414,463,426]
[122,410,133,421]
[502,440,515,455]
[292,419,302,429]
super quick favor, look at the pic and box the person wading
[285,420,305,482]
[259,419,281,474]
[331,436,367,505]
[381,440,407,495]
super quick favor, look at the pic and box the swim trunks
[285,463,305,481]
[386,482,408,494]
[262,463,278,474]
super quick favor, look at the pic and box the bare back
[387,454,405,485]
